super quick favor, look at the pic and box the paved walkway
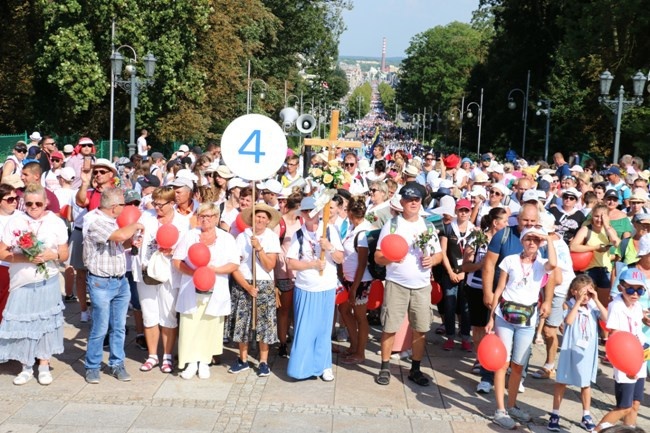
[1,300,648,433]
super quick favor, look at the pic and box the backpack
[365,216,435,281]
[581,224,593,246]
[279,215,305,244]
[618,236,632,262]
[295,226,331,260]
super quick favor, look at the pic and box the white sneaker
[38,369,53,386]
[476,380,492,394]
[80,310,91,323]
[336,328,348,342]
[321,368,334,382]
[13,371,33,386]
[198,362,210,379]
[180,362,198,380]
[518,379,525,393]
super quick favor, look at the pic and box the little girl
[548,275,607,432]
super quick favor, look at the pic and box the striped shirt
[82,209,126,277]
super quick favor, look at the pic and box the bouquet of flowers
[466,228,489,250]
[13,230,48,277]
[414,230,435,255]
[365,213,378,224]
[309,159,352,189]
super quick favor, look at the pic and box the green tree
[377,82,395,115]
[348,83,371,120]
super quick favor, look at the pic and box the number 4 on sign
[238,129,266,163]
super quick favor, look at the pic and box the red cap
[51,151,64,159]
[444,154,460,169]
[455,198,472,210]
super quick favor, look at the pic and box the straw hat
[241,203,281,229]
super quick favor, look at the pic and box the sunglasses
[562,195,577,201]
[489,190,502,196]
[2,196,17,204]
[93,170,109,176]
[624,287,646,296]
[80,144,93,148]
[425,157,434,161]
[344,162,356,167]
[15,149,27,154]
[51,158,62,163]
[25,201,44,208]
[369,188,379,193]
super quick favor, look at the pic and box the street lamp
[507,70,531,157]
[246,60,267,114]
[110,46,156,157]
[448,96,465,155]
[536,99,552,161]
[465,88,484,156]
[355,95,364,120]
[286,94,300,108]
[598,69,647,164]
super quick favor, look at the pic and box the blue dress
[555,299,600,387]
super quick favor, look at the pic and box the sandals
[13,371,33,386]
[341,357,365,365]
[376,369,391,385]
[139,356,159,372]
[161,359,173,374]
[408,370,430,387]
[531,367,555,380]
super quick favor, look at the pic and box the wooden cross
[303,109,362,268]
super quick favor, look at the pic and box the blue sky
[339,0,478,57]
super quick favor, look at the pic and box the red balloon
[380,234,409,262]
[193,266,216,292]
[606,331,644,376]
[431,280,443,304]
[477,334,508,372]
[235,213,250,232]
[367,279,384,310]
[598,319,609,333]
[570,251,593,272]
[116,205,141,228]
[335,285,349,305]
[188,243,211,267]
[156,223,179,249]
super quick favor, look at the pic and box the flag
[322,81,329,89]
[368,126,381,159]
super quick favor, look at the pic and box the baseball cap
[469,185,487,198]
[570,165,584,173]
[490,183,510,196]
[227,177,249,190]
[150,152,164,161]
[124,189,142,204]
[522,189,540,203]
[57,167,76,182]
[168,177,194,189]
[299,196,317,211]
[633,213,650,224]
[191,146,202,155]
[456,198,471,210]
[50,151,64,160]
[481,153,491,161]
[260,178,283,194]
[619,266,647,286]
[604,189,619,200]
[539,212,556,233]
[137,174,161,189]
[520,226,547,240]
[605,166,622,176]
[178,144,190,153]
[400,181,427,200]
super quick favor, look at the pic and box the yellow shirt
[585,227,612,271]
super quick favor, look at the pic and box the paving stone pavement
[0,301,648,432]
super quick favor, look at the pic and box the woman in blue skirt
[0,184,69,386]
[286,197,344,381]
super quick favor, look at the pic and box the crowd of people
[0,119,648,433]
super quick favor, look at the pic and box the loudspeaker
[296,114,316,134]
[279,107,299,130]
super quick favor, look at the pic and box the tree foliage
[348,83,372,120]
[377,82,395,115]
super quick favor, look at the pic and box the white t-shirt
[606,295,647,383]
[41,169,61,191]
[287,223,343,292]
[553,238,575,297]
[378,216,442,289]
[0,212,20,267]
[236,227,282,281]
[137,136,148,157]
[2,211,68,290]
[342,220,373,282]
[455,168,469,187]
[498,253,548,305]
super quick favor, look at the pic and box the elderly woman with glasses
[133,186,191,374]
[173,203,239,380]
[366,180,390,228]
[0,184,19,321]
[0,184,69,386]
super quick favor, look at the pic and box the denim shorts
[494,315,535,365]
[544,294,565,328]
[587,267,610,289]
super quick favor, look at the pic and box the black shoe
[278,344,288,358]
[64,294,78,302]
[135,335,147,351]
[103,334,110,348]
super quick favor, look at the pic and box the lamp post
[507,70,530,157]
[448,96,465,155]
[598,70,647,164]
[356,95,364,120]
[110,46,156,157]
[465,88,484,156]
[536,99,552,161]
[246,60,267,114]
[286,94,300,108]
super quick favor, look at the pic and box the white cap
[227,177,249,190]
[637,233,650,257]
[57,167,76,182]
[259,178,283,194]
[357,159,371,173]
[487,162,504,174]
[522,189,540,202]
[490,183,511,196]
[178,144,190,153]
[570,165,584,173]
[520,226,547,239]
[176,169,198,182]
[29,131,42,142]
[431,195,456,217]
[539,212,556,233]
[168,177,194,189]
[469,185,487,199]
[562,187,582,198]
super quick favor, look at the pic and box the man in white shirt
[343,153,368,195]
[137,129,149,158]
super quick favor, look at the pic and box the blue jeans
[443,281,470,339]
[85,274,131,370]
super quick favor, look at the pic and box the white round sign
[221,114,288,181]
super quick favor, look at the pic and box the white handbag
[145,251,171,284]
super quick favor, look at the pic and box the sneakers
[228,358,250,374]
[278,344,288,358]
[507,406,531,422]
[321,368,334,382]
[180,362,198,380]
[85,368,101,384]
[38,369,53,386]
[471,361,482,374]
[110,364,132,382]
[80,310,91,323]
[198,362,210,379]
[476,380,493,394]
[518,379,525,393]
[64,294,78,302]
[258,362,271,377]
[461,340,473,352]
[494,410,516,430]
[13,370,33,386]
[135,335,147,351]
[547,413,560,431]
[443,338,455,351]
[581,414,596,432]
[336,327,349,342]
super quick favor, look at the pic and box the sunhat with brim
[389,194,403,212]
[639,170,650,181]
[562,187,581,198]
[538,168,555,177]
[92,158,118,175]
[241,203,281,229]
[215,165,234,178]
[431,195,456,217]
[403,165,420,177]
[299,196,317,211]
[473,172,489,183]
[629,188,648,203]
[570,165,584,173]
[469,185,487,198]
[520,226,547,240]
[2,174,24,189]
[633,213,650,224]
[490,183,511,196]
[619,267,647,286]
[539,212,556,233]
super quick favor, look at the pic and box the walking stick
[249,183,258,354]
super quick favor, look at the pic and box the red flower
[18,234,34,249]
